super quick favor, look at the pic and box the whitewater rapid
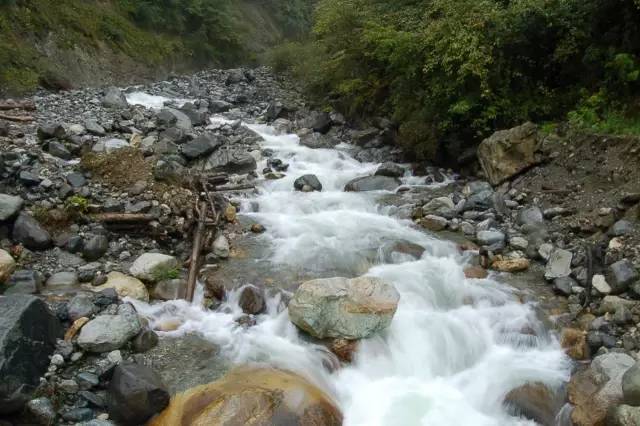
[130,95,571,425]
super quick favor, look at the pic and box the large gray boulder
[0,295,63,413]
[344,175,401,192]
[102,87,129,109]
[181,133,223,160]
[107,362,169,426]
[12,213,52,250]
[294,174,323,192]
[288,276,400,339]
[477,122,541,185]
[0,194,23,221]
[203,146,257,174]
[77,304,142,352]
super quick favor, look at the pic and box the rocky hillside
[0,0,313,95]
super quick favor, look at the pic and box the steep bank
[0,0,313,95]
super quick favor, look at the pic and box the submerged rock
[288,276,400,339]
[149,367,342,426]
[344,175,401,192]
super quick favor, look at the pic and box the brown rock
[560,328,589,360]
[464,265,489,279]
[149,367,342,426]
[491,258,530,272]
[224,204,236,223]
[329,338,359,363]
[504,383,563,425]
[238,285,265,315]
[251,223,265,233]
[477,122,541,185]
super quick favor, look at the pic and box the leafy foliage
[274,0,640,161]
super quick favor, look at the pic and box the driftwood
[0,113,34,123]
[185,201,208,302]
[214,183,255,192]
[91,213,156,223]
[0,100,36,111]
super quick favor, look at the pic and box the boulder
[102,87,129,109]
[344,175,401,192]
[212,235,230,259]
[622,361,640,406]
[82,235,109,261]
[477,122,541,185]
[375,162,404,178]
[149,367,342,426]
[238,285,265,315]
[0,295,63,413]
[203,147,257,174]
[420,215,448,231]
[129,253,178,283]
[152,279,184,301]
[93,271,149,301]
[311,112,332,134]
[504,383,563,426]
[294,174,323,192]
[77,304,142,352]
[568,352,635,426]
[607,259,639,294]
[158,108,192,131]
[608,405,640,426]
[544,249,573,280]
[107,363,170,426]
[422,197,455,217]
[181,133,222,160]
[0,193,23,220]
[299,130,336,149]
[288,276,400,339]
[84,119,106,136]
[560,328,589,360]
[476,230,506,246]
[0,249,16,283]
[463,189,494,211]
[12,213,52,250]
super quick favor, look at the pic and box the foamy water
[129,93,571,425]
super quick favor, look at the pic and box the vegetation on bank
[270,0,640,161]
[0,0,313,95]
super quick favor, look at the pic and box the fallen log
[214,183,255,192]
[91,213,156,223]
[0,113,34,123]
[185,201,208,303]
[0,100,36,111]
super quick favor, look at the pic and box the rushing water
[130,95,571,425]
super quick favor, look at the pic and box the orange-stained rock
[491,257,530,272]
[329,338,359,363]
[149,366,342,426]
[560,328,589,360]
[464,265,489,279]
[504,382,563,425]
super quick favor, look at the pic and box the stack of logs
[0,99,36,123]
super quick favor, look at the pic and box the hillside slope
[0,0,313,95]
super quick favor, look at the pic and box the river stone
[132,329,159,353]
[592,274,612,295]
[48,141,71,160]
[77,305,142,352]
[504,383,563,426]
[148,367,342,426]
[26,397,56,425]
[288,276,400,339]
[544,249,573,280]
[0,295,63,414]
[463,189,494,211]
[152,279,184,301]
[82,235,109,261]
[92,138,129,153]
[375,162,404,178]
[4,269,43,295]
[294,174,322,192]
[45,271,79,291]
[107,362,169,426]
[607,259,639,294]
[608,405,640,425]
[203,147,257,174]
[102,87,128,109]
[0,249,15,283]
[212,235,230,259]
[68,293,97,321]
[568,352,635,426]
[12,213,52,250]
[622,361,640,406]
[181,133,222,160]
[0,193,23,220]
[517,206,544,227]
[299,130,336,149]
[476,230,505,246]
[422,197,455,216]
[238,285,265,315]
[84,119,106,136]
[344,175,401,192]
[609,220,634,237]
[93,272,149,301]
[420,215,448,231]
[477,122,540,185]
[160,108,192,131]
[129,253,178,283]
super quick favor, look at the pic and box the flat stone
[129,253,178,283]
[77,305,142,353]
[544,249,573,280]
[45,271,79,291]
[609,220,634,237]
[0,193,24,220]
[477,230,506,246]
[66,172,86,188]
[93,272,149,302]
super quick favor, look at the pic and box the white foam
[125,92,192,109]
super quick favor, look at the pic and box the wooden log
[185,201,208,303]
[0,113,34,123]
[0,100,36,111]
[91,213,156,223]
[214,183,255,192]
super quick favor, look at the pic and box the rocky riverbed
[0,67,638,425]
